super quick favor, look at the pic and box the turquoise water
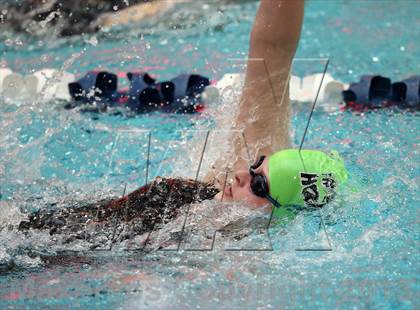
[0,0,419,309]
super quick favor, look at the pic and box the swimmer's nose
[234,170,251,188]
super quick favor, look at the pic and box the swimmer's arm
[234,0,304,166]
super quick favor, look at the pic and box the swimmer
[208,0,346,211]
[20,0,347,240]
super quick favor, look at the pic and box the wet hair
[18,178,219,237]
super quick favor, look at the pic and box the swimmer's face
[215,156,270,207]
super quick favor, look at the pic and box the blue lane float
[67,71,210,113]
[342,75,419,111]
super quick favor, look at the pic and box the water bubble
[41,54,50,62]
[85,36,98,46]
[4,38,13,47]
[372,57,379,62]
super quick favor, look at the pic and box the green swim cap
[268,149,348,217]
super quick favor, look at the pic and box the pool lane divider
[1,68,418,111]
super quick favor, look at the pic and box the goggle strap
[266,195,282,209]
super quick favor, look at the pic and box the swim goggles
[249,156,282,209]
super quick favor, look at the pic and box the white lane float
[0,68,75,101]
[0,68,14,92]
[202,72,347,111]
[202,73,244,104]
[32,69,75,101]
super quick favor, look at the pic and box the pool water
[0,0,419,309]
